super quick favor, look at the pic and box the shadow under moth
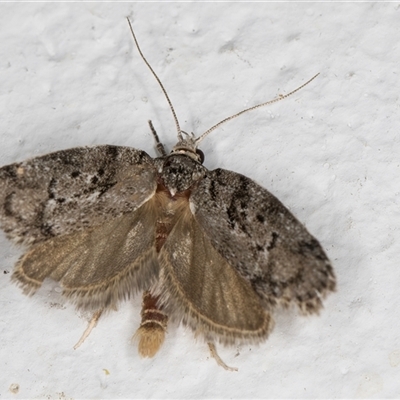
[0,19,336,371]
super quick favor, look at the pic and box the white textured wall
[0,3,398,399]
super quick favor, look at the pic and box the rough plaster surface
[0,3,399,399]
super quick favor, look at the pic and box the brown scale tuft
[133,290,168,358]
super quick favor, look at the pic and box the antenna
[127,17,319,147]
[195,73,320,144]
[127,18,183,141]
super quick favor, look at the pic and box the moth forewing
[0,145,157,245]
[0,19,336,370]
[4,148,161,312]
[190,168,336,314]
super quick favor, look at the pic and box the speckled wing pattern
[0,145,156,244]
[190,168,336,314]
[0,145,160,309]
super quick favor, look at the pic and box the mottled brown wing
[0,145,156,245]
[157,207,273,345]
[190,168,336,314]
[12,194,160,310]
[0,145,160,309]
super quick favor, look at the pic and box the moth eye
[196,149,205,164]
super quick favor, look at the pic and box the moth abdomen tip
[133,322,167,358]
[133,291,168,358]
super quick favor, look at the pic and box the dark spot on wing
[97,182,117,197]
[47,178,57,200]
[209,179,217,202]
[135,150,149,164]
[226,175,251,235]
[3,193,15,216]
[256,214,265,223]
[0,164,18,180]
[40,222,54,238]
[298,239,328,261]
[267,232,279,251]
[105,146,119,160]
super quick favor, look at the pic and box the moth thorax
[161,154,205,195]
[133,291,168,358]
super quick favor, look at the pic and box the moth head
[161,154,206,196]
[171,131,205,164]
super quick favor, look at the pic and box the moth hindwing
[0,20,335,370]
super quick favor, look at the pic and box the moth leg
[73,309,103,350]
[133,290,168,358]
[148,120,167,157]
[208,343,238,372]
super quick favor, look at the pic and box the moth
[0,19,335,370]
